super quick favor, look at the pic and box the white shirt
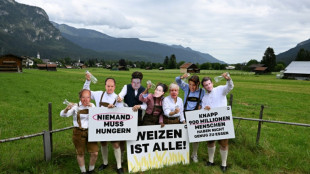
[83,80,123,108]
[60,103,95,129]
[201,79,234,109]
[163,95,185,122]
[118,84,147,110]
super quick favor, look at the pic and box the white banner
[88,107,138,142]
[126,124,189,173]
[186,106,235,143]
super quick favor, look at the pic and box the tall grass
[0,68,309,174]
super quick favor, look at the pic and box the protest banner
[186,106,235,143]
[126,124,189,173]
[88,107,137,141]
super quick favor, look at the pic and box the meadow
[0,68,309,174]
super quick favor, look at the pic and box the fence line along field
[0,68,309,174]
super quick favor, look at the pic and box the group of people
[60,71,234,174]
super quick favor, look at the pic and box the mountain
[0,0,103,59]
[0,0,224,64]
[52,22,225,64]
[276,38,310,65]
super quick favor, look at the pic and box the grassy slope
[0,69,309,174]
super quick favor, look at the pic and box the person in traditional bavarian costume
[117,71,146,164]
[175,73,205,163]
[162,83,186,125]
[139,82,168,126]
[201,73,234,172]
[117,71,146,125]
[60,89,98,174]
[83,76,124,174]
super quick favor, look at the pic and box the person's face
[154,86,164,98]
[170,88,179,99]
[80,91,91,107]
[203,80,213,93]
[105,79,115,94]
[131,78,141,90]
[189,80,198,92]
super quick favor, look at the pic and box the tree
[119,59,126,66]
[246,59,259,66]
[261,47,276,72]
[200,62,211,70]
[275,63,285,72]
[177,61,185,69]
[168,54,177,69]
[163,56,169,69]
[296,48,310,61]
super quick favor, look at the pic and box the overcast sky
[16,0,310,63]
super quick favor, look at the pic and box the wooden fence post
[256,105,264,145]
[43,130,52,161]
[48,103,53,152]
[229,93,233,109]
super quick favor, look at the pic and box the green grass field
[0,68,309,174]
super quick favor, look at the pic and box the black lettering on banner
[136,129,182,141]
[152,141,186,152]
[130,144,149,154]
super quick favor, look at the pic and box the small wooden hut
[0,54,24,72]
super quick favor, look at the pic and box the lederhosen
[72,103,98,154]
[142,97,163,125]
[99,91,117,107]
[98,92,118,143]
[183,88,203,120]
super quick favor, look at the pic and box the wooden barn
[0,54,24,72]
[283,61,310,80]
[248,64,264,71]
[180,62,200,73]
[254,67,268,75]
[37,64,57,71]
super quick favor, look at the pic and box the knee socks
[191,142,199,157]
[220,149,228,166]
[207,146,216,163]
[101,145,109,165]
[114,147,122,169]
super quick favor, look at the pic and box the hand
[147,83,152,90]
[160,122,165,128]
[174,108,180,114]
[64,103,73,113]
[85,73,91,81]
[132,105,141,111]
[183,121,186,124]
[108,104,115,108]
[204,106,211,110]
[181,73,189,79]
[117,96,123,102]
[222,72,231,80]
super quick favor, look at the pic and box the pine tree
[261,47,276,72]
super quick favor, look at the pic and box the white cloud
[15,0,310,63]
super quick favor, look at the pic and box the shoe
[206,161,215,166]
[117,167,124,174]
[220,165,227,172]
[87,170,95,174]
[98,164,108,171]
[191,155,198,163]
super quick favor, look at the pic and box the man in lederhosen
[201,73,234,172]
[83,76,124,174]
[60,89,98,174]
[176,74,205,163]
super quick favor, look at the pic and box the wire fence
[0,99,309,162]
